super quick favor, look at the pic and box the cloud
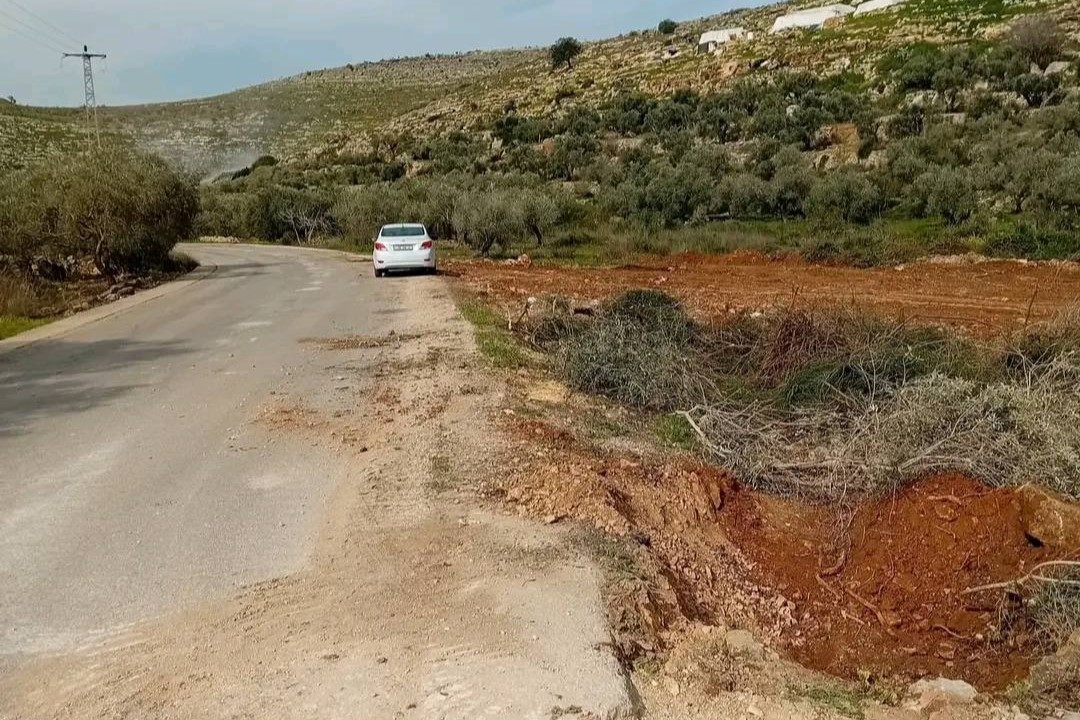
[0,0,761,106]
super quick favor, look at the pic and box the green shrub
[718,173,771,218]
[453,190,525,254]
[0,146,197,275]
[241,186,336,243]
[334,184,409,246]
[658,19,678,35]
[912,165,976,224]
[195,189,252,238]
[805,171,884,224]
[1010,73,1061,108]
[984,222,1080,260]
[548,133,600,180]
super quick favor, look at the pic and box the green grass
[794,685,866,719]
[467,216,986,269]
[456,295,528,369]
[654,413,698,450]
[0,316,49,340]
[582,412,630,441]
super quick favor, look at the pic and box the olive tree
[550,37,583,71]
[0,147,197,276]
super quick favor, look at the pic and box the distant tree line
[195,15,1080,263]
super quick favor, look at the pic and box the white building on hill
[771,4,856,32]
[854,0,906,15]
[698,27,750,53]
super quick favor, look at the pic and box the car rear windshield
[380,226,426,238]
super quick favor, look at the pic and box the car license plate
[393,244,412,251]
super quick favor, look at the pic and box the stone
[907,677,977,714]
[1045,61,1071,76]
[723,629,765,660]
[1029,631,1080,710]
[1018,486,1080,552]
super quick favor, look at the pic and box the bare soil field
[449,253,1080,714]
[446,252,1080,337]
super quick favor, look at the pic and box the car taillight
[375,242,388,251]
[421,240,433,250]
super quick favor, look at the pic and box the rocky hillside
[0,0,1073,173]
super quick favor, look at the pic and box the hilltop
[1,0,1073,173]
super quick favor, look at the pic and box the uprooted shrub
[1030,566,1080,650]
[555,290,710,409]
[696,364,1080,499]
[1027,566,1080,709]
[541,291,1080,499]
[549,293,989,410]
[1006,303,1080,374]
[0,146,198,276]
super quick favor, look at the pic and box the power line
[0,15,66,54]
[0,8,67,53]
[63,46,107,148]
[2,0,79,46]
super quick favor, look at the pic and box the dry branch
[963,561,1080,595]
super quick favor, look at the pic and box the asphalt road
[0,244,633,720]
[0,244,379,664]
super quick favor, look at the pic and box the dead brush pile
[530,291,1080,501]
[520,292,1080,695]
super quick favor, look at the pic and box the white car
[373,224,436,277]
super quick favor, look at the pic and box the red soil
[500,418,1070,690]
[724,474,1052,690]
[446,252,1080,337]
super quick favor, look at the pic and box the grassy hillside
[1,0,1073,173]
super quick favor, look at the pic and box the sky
[0,0,768,107]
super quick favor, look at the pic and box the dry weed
[0,275,36,317]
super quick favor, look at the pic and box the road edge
[0,262,219,358]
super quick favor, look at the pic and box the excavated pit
[501,419,1075,691]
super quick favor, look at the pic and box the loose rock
[1018,486,1080,552]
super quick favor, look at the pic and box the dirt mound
[447,252,1080,338]
[725,475,1054,690]
[499,418,1074,691]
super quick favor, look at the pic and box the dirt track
[447,253,1080,336]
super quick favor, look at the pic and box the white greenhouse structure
[854,0,906,15]
[698,27,750,52]
[771,4,856,32]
